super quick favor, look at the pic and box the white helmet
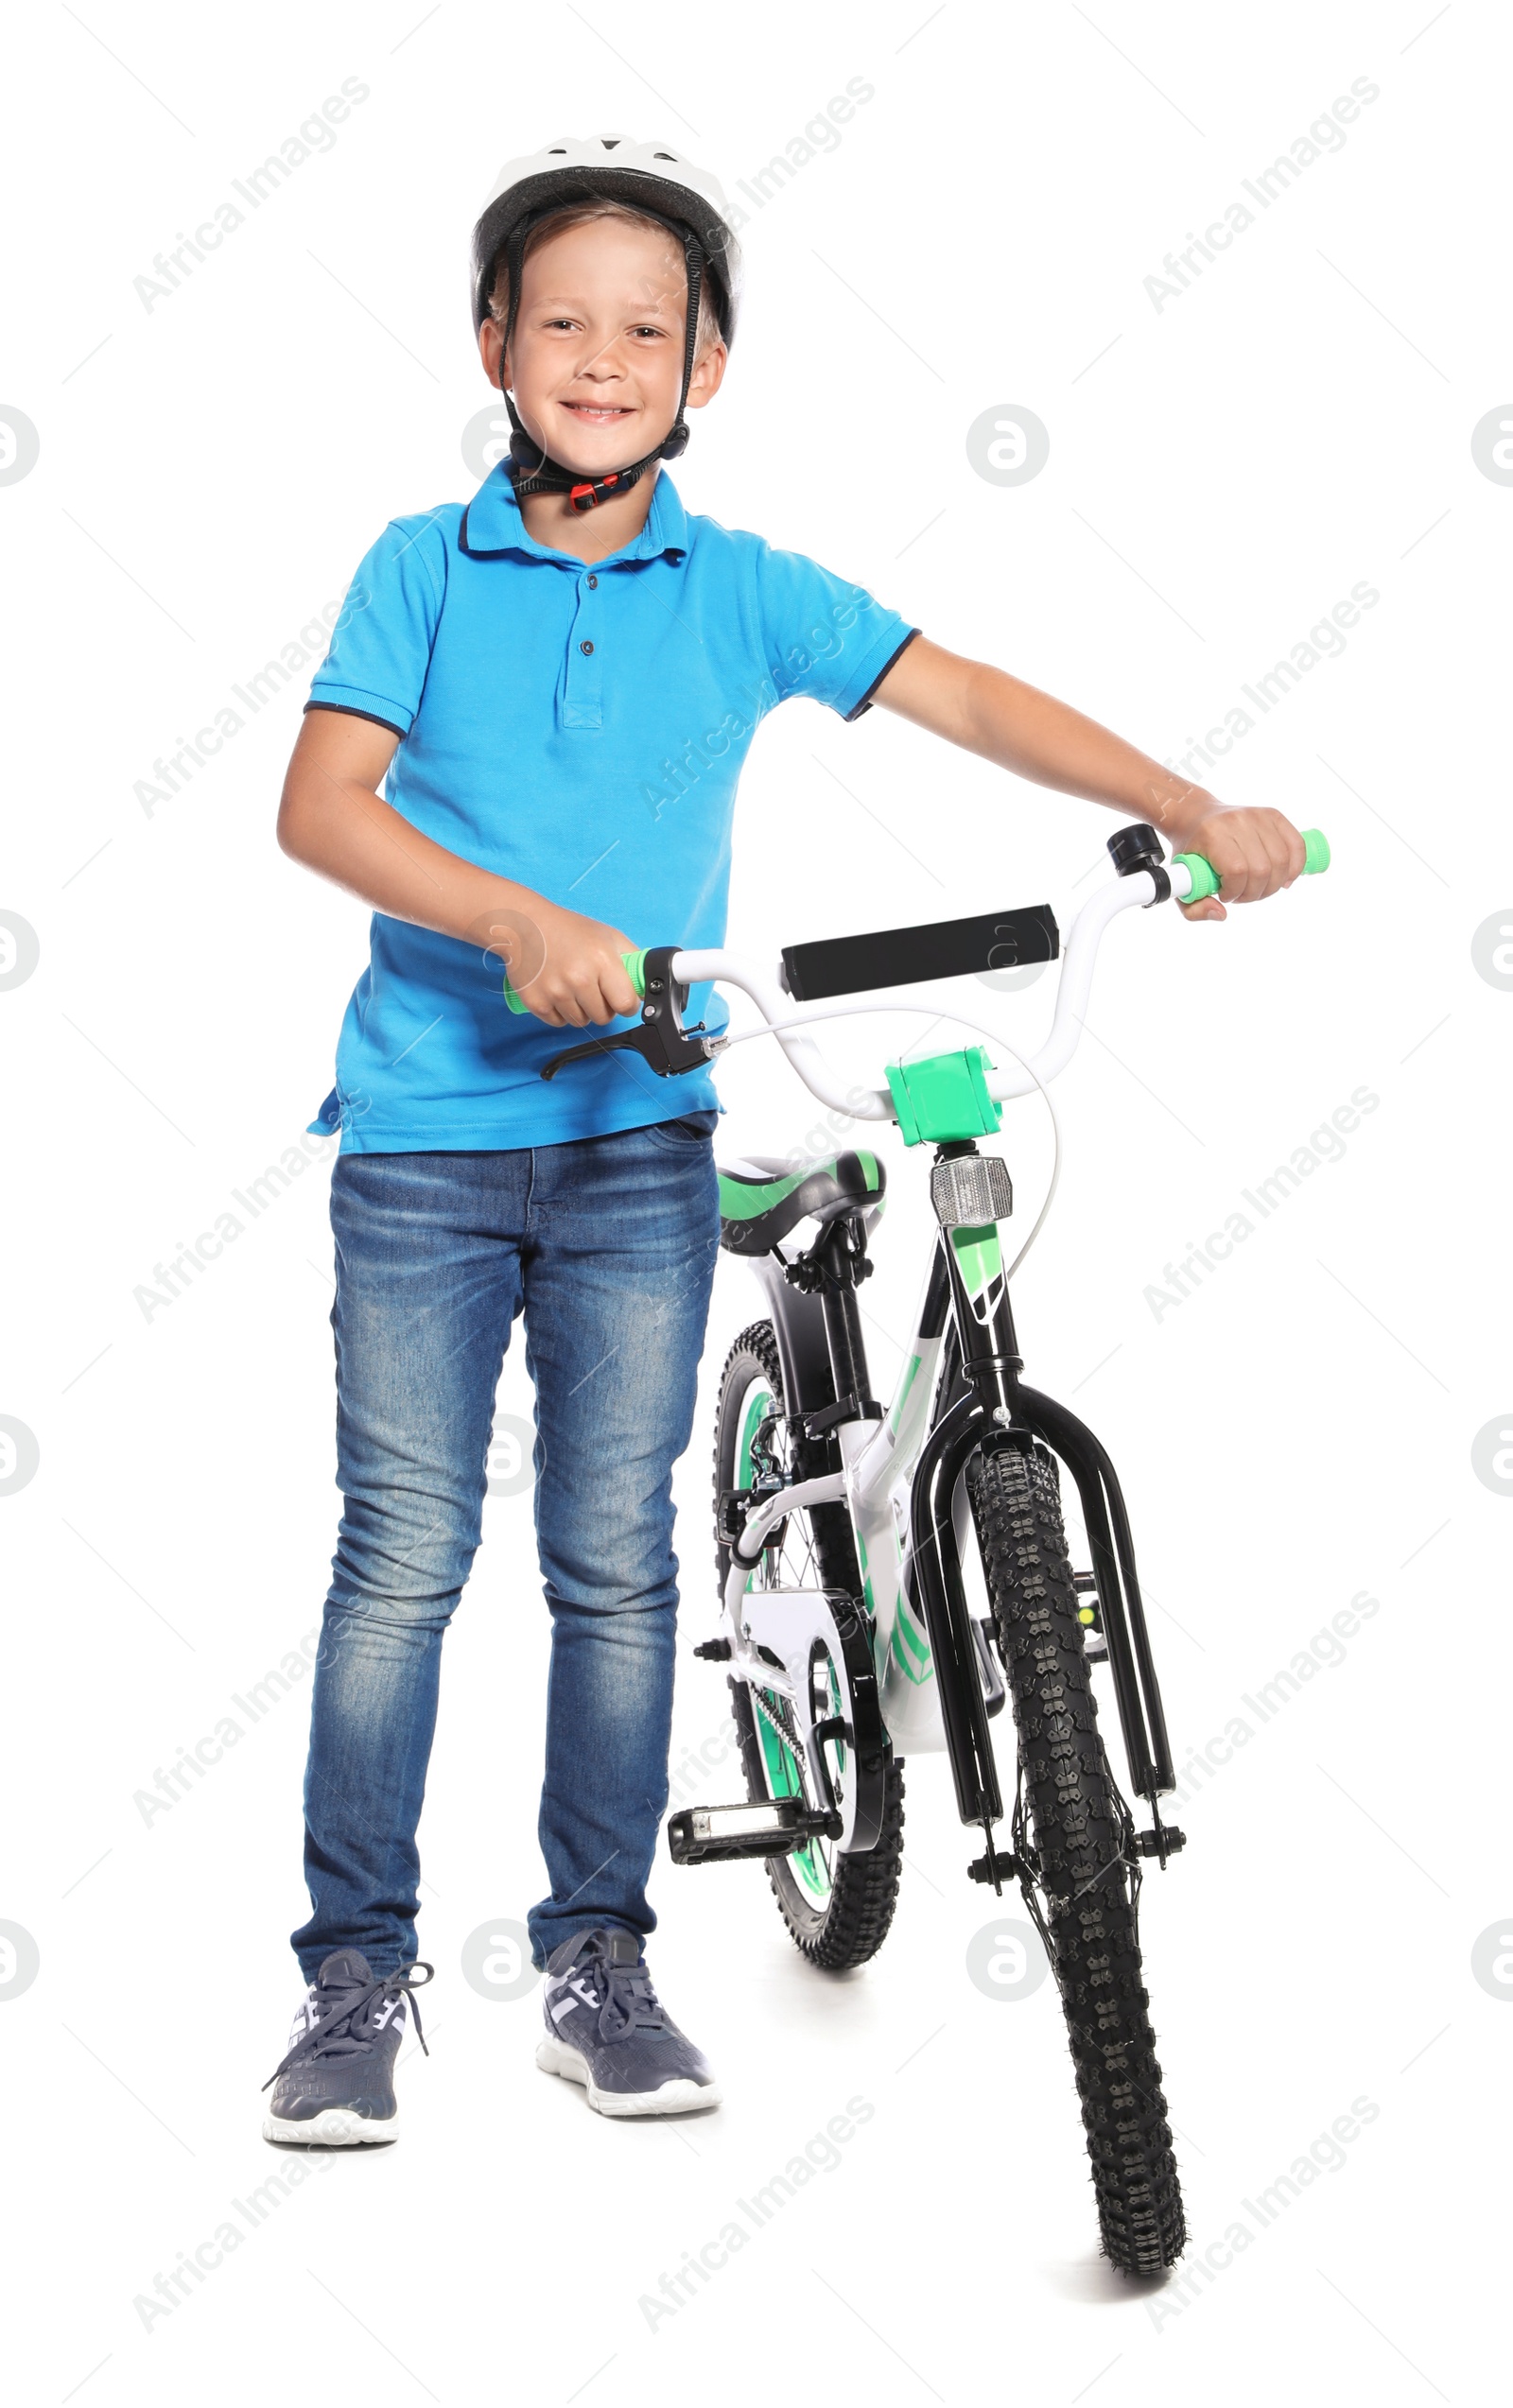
[470,134,739,341]
[468,134,740,513]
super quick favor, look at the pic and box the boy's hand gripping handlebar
[1171,825,1330,900]
[533,944,723,1081]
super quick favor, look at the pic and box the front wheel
[713,1321,904,1971]
[967,1441,1186,2273]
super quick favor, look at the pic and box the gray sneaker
[261,1949,433,2146]
[536,1927,721,2117]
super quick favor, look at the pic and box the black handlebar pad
[780,904,1059,1004]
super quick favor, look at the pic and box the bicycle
[528,818,1330,2273]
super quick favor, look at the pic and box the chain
[749,1680,807,1781]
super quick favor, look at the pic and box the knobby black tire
[967,1441,1186,2274]
[713,1320,904,1971]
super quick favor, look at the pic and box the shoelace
[262,1961,434,2091]
[583,1953,669,2043]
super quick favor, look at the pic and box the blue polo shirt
[304,464,917,1152]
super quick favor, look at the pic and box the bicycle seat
[717,1149,886,1257]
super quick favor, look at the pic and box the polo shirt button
[580,639,595,654]
[586,574,599,589]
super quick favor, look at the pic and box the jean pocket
[641,1108,721,1146]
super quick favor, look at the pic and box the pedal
[691,1637,732,1661]
[667,1797,842,1865]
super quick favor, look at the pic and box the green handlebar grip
[1173,827,1330,902]
[502,947,648,1014]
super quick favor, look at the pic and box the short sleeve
[750,542,919,722]
[304,512,448,738]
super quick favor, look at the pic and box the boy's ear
[478,317,507,391]
[685,338,728,412]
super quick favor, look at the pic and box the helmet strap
[494,210,705,514]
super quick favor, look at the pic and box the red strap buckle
[567,472,622,514]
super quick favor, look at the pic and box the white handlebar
[671,947,893,1118]
[673,863,1174,1120]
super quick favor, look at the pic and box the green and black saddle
[716,1150,887,1257]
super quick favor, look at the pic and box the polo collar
[460,461,688,564]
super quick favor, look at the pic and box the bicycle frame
[732,1187,1176,1854]
[693,858,1197,1865]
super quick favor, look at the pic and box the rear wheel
[967,1441,1186,2273]
[713,1321,904,1970]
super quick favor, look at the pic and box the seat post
[811,1223,873,1409]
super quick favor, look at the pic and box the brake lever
[540,944,724,1082]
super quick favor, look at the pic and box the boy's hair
[488,199,722,356]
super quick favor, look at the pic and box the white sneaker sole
[534,2035,721,2117]
[261,2107,399,2146]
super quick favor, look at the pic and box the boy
[264,135,1304,2143]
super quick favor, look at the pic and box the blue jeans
[291,1115,721,1979]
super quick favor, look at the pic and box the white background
[1,1,1505,2399]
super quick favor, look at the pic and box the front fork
[913,1149,1177,1856]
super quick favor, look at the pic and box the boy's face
[478,216,726,475]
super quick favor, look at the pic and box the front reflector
[930,1152,1014,1228]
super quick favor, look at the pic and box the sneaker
[261,1949,433,2146]
[536,1927,721,2117]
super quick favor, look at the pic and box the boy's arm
[869,636,1305,923]
[277,709,637,1026]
